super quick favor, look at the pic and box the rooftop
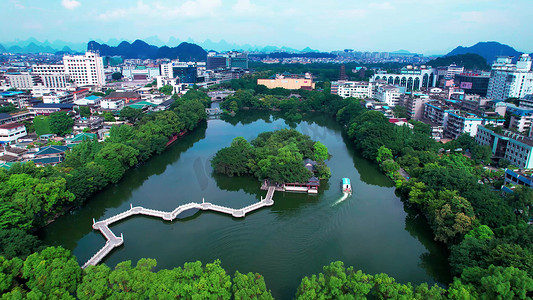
[84,95,101,101]
[0,123,24,130]
[35,145,69,156]
[32,103,75,109]
[106,91,141,99]
[66,132,97,143]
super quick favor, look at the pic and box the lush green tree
[0,104,18,113]
[471,145,493,164]
[119,107,144,123]
[376,146,393,163]
[77,264,112,300]
[0,256,23,295]
[0,229,42,259]
[313,141,329,161]
[49,111,74,136]
[102,112,116,122]
[159,85,173,95]
[78,106,91,117]
[111,72,122,81]
[393,105,408,118]
[296,261,373,299]
[461,265,533,299]
[22,247,81,297]
[232,271,274,300]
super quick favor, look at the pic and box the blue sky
[2,0,532,54]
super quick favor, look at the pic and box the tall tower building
[487,54,533,100]
[63,51,106,87]
[339,64,348,81]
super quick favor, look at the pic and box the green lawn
[33,116,52,136]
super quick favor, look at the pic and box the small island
[211,129,331,194]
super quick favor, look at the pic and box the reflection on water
[40,111,450,299]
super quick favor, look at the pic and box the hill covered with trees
[427,53,490,71]
[87,39,207,61]
[446,41,523,65]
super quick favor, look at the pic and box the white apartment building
[507,107,533,134]
[0,123,27,145]
[446,112,483,139]
[476,126,533,169]
[42,91,73,104]
[63,52,105,87]
[100,98,124,111]
[487,55,533,100]
[32,64,70,89]
[5,72,39,89]
[332,81,372,99]
[374,84,401,107]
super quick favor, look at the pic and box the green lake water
[40,111,451,298]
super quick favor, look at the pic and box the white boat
[342,178,352,193]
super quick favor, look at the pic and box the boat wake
[332,192,351,206]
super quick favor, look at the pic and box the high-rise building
[207,52,229,70]
[63,51,106,87]
[228,51,248,69]
[487,55,533,100]
[32,64,70,89]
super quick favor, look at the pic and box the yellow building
[257,73,315,90]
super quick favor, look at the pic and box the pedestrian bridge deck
[82,187,276,269]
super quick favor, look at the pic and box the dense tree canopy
[212,129,331,183]
[49,111,74,136]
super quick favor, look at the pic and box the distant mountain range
[0,37,318,54]
[445,41,527,64]
[1,38,531,62]
[88,40,207,61]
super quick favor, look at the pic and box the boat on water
[342,178,352,193]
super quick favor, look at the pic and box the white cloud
[233,0,259,14]
[9,0,25,9]
[62,0,81,10]
[97,0,222,21]
[369,2,394,10]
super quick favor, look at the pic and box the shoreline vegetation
[1,74,532,298]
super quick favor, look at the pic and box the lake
[40,111,451,298]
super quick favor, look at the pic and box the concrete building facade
[476,126,533,169]
[372,65,436,92]
[487,55,533,100]
[63,51,106,87]
[257,73,315,90]
[331,81,372,99]
[374,85,401,107]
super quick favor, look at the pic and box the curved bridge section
[82,187,276,269]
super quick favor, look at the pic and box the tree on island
[211,129,331,183]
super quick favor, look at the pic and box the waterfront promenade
[82,186,276,269]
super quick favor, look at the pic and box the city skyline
[2,0,533,54]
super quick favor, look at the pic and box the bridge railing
[85,191,276,268]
